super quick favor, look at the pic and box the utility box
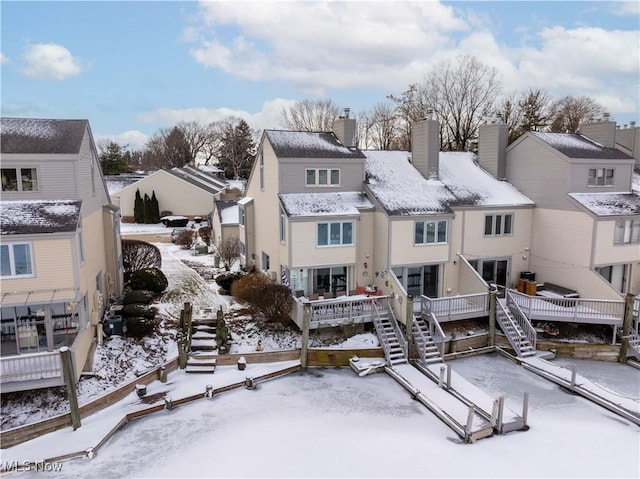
[109,316,124,336]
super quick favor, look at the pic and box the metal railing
[0,351,64,384]
[506,291,537,351]
[508,290,624,325]
[422,293,489,322]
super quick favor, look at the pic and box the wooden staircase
[186,317,218,374]
[496,302,536,358]
[412,315,445,366]
[373,302,407,367]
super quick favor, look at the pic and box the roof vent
[344,107,350,118]
[630,121,636,128]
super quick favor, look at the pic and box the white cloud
[137,98,298,132]
[0,52,8,65]
[20,43,87,80]
[95,130,149,151]
[611,0,640,16]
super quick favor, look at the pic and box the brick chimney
[333,108,356,148]
[478,113,508,180]
[579,113,616,148]
[412,110,440,180]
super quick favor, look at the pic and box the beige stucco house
[1,118,123,392]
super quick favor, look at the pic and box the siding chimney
[333,107,356,148]
[478,114,508,180]
[612,119,640,163]
[411,110,440,180]
[579,113,616,148]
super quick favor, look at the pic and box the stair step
[424,351,440,357]
[191,344,216,351]
[185,364,217,374]
[424,357,444,364]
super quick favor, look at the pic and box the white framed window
[317,221,353,246]
[1,167,39,192]
[484,213,513,236]
[588,168,614,186]
[239,241,246,256]
[262,252,270,271]
[614,219,640,245]
[306,168,340,186]
[414,220,448,245]
[259,151,264,190]
[279,207,286,243]
[1,243,34,277]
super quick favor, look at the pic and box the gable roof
[279,192,373,217]
[0,200,81,235]
[1,118,88,154]
[167,166,228,195]
[532,132,633,160]
[265,130,366,159]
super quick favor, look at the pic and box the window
[305,168,340,186]
[588,168,614,186]
[239,206,245,226]
[239,241,246,256]
[414,220,448,244]
[317,221,353,246]
[279,207,286,242]
[259,151,264,190]
[262,252,270,271]
[1,243,34,277]
[484,213,513,236]
[78,217,85,262]
[614,219,640,244]
[1,168,38,192]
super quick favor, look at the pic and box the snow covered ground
[4,354,639,478]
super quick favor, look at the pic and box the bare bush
[198,226,212,246]
[217,237,240,270]
[231,272,270,309]
[122,239,161,281]
[251,284,294,324]
[176,229,195,249]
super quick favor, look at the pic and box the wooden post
[405,294,413,344]
[158,366,167,383]
[446,364,452,390]
[496,396,504,433]
[522,392,529,427]
[178,340,187,369]
[488,287,497,347]
[60,347,81,430]
[301,302,311,368]
[438,365,445,388]
[618,293,635,363]
[570,368,577,390]
[465,405,475,442]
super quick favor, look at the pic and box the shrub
[121,303,156,319]
[123,290,156,305]
[129,267,168,293]
[160,210,173,219]
[121,215,135,223]
[122,240,161,281]
[217,237,240,270]
[250,284,294,323]
[214,271,244,295]
[231,272,270,306]
[176,229,195,249]
[198,226,212,246]
[125,316,155,338]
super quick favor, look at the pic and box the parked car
[171,227,190,243]
[161,215,189,227]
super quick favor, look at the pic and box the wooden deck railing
[0,351,64,385]
[505,291,537,351]
[508,291,624,325]
[422,293,489,322]
[415,311,446,361]
[304,295,382,329]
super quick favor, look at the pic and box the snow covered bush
[121,303,156,320]
[122,240,162,281]
[125,316,155,338]
[198,226,212,246]
[214,271,244,295]
[128,267,168,293]
[123,290,156,305]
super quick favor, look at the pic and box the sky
[1,0,639,151]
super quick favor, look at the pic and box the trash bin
[108,316,124,336]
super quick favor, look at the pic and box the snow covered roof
[105,174,147,195]
[532,132,633,160]
[167,167,228,195]
[265,130,365,159]
[568,192,640,216]
[633,168,640,195]
[216,200,239,225]
[0,200,81,234]
[439,152,534,207]
[365,150,456,215]
[0,118,88,154]
[237,196,253,206]
[279,192,373,217]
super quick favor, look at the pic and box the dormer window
[588,168,614,186]
[306,168,340,186]
[1,167,39,192]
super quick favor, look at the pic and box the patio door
[312,266,348,295]
[477,258,509,291]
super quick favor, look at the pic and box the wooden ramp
[521,356,640,426]
[387,363,525,442]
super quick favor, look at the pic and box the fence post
[60,347,81,430]
[405,294,413,343]
[522,392,529,427]
[488,287,497,347]
[301,302,311,368]
[618,293,635,363]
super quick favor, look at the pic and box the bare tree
[497,92,523,144]
[549,95,604,133]
[281,99,342,131]
[217,236,240,271]
[177,120,211,164]
[368,101,399,150]
[388,83,430,150]
[144,126,191,169]
[423,55,501,151]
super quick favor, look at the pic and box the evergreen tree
[134,189,144,223]
[99,141,132,174]
[217,119,256,179]
[143,193,153,224]
[150,191,161,223]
